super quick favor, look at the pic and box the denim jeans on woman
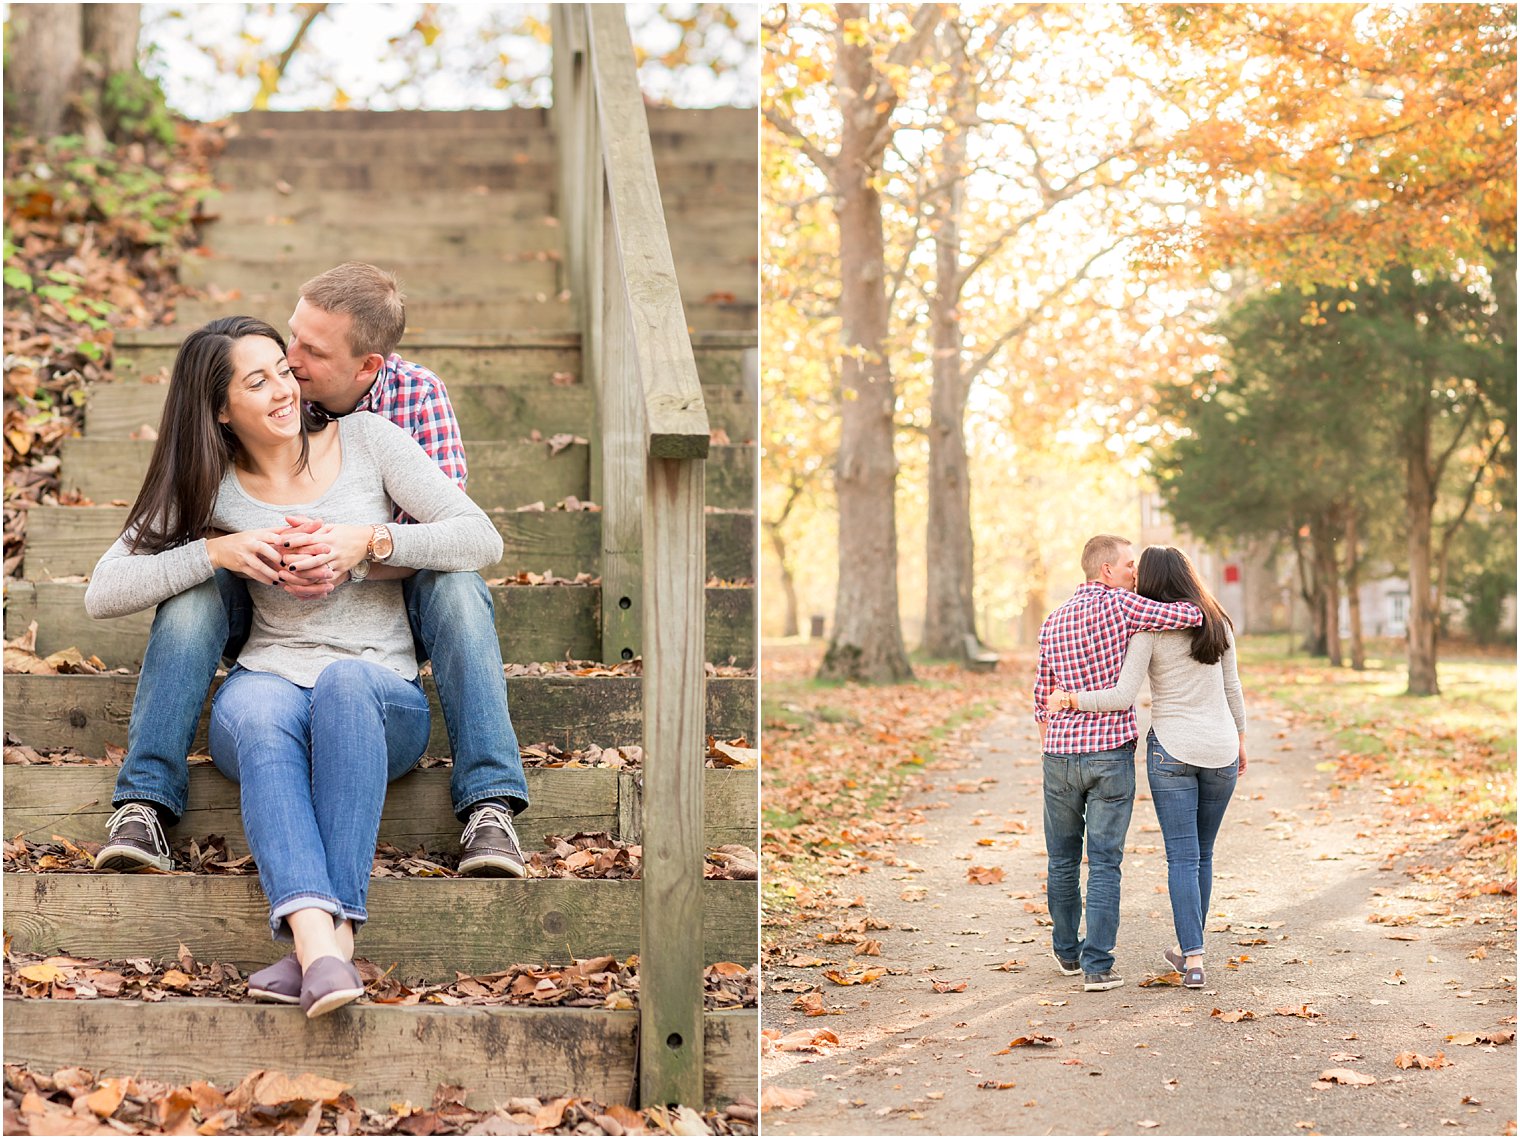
[110,567,529,823]
[1145,729,1238,957]
[209,659,430,939]
[1043,742,1136,976]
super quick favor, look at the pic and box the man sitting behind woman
[86,316,503,1017]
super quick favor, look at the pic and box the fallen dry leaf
[1394,1051,1449,1070]
[1316,1068,1377,1087]
[1212,1008,1256,1023]
[760,1085,815,1112]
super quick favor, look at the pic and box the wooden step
[166,293,756,334]
[57,438,753,513]
[202,183,755,226]
[5,581,756,669]
[210,154,746,194]
[20,504,756,581]
[202,186,558,224]
[200,216,751,262]
[222,124,757,163]
[102,334,758,441]
[180,250,563,297]
[3,875,757,975]
[0,672,758,757]
[168,294,576,332]
[58,437,590,510]
[3,765,756,853]
[3,1000,755,1109]
[229,105,756,137]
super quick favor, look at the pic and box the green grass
[1237,633,1516,828]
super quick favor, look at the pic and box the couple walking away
[84,263,528,1018]
[1034,534,1248,993]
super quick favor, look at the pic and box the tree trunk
[1291,527,1326,656]
[1405,407,1440,695]
[1344,506,1366,670]
[765,521,801,639]
[818,8,914,683]
[922,64,978,662]
[82,4,140,75]
[5,4,84,139]
[1312,516,1342,667]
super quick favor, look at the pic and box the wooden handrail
[550,4,711,1110]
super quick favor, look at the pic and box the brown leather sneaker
[93,803,175,872]
[457,803,527,878]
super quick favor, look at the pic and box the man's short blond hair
[1082,534,1132,581]
[299,262,406,359]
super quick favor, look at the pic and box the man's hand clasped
[207,513,374,600]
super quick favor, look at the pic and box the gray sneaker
[1050,950,1082,976]
[457,803,527,877]
[1083,971,1125,992]
[93,803,174,872]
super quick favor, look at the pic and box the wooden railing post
[556,4,713,1108]
[598,206,643,664]
[640,452,706,1106]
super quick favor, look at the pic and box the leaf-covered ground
[5,1064,757,1136]
[4,940,755,1013]
[759,637,1516,1134]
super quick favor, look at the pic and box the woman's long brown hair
[1135,546,1234,665]
[121,316,326,553]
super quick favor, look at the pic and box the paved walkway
[762,695,1517,1135]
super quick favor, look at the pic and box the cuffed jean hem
[268,892,344,942]
[109,791,183,825]
[454,788,529,821]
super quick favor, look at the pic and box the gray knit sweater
[1073,629,1246,768]
[85,413,503,687]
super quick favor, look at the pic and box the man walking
[1033,534,1200,991]
[95,262,530,878]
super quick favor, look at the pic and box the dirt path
[761,694,1517,1136]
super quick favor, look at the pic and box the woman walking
[1047,546,1247,990]
[86,316,503,1017]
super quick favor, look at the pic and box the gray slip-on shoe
[247,953,302,1004]
[300,956,364,1019]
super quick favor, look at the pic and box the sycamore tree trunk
[5,5,84,138]
[1344,506,1366,670]
[922,84,979,662]
[4,4,143,143]
[818,4,924,683]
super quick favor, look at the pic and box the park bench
[2,6,756,1111]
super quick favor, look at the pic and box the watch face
[374,526,394,560]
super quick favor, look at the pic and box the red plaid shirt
[353,354,468,522]
[1034,582,1202,755]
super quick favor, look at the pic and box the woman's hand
[206,529,286,585]
[1047,688,1073,712]
[280,515,371,577]
[1237,733,1248,777]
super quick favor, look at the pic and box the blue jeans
[209,661,429,940]
[1043,742,1136,976]
[112,568,529,822]
[1145,730,1238,957]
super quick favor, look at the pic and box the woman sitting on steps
[85,316,503,1018]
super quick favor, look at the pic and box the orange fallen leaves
[967,865,1005,885]
[1394,1051,1449,1070]
[995,1034,1062,1053]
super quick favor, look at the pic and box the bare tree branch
[763,106,835,175]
